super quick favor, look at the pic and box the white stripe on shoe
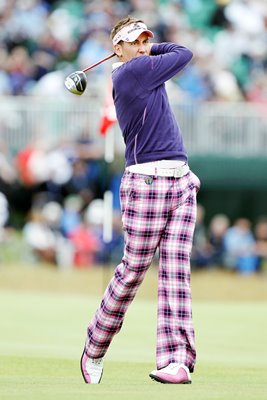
[80,350,104,384]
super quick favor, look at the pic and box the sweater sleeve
[130,42,193,90]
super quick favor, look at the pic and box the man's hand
[148,42,155,55]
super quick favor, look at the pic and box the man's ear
[114,44,122,58]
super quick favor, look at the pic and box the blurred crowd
[0,131,124,268]
[1,0,267,272]
[0,130,267,274]
[1,124,267,275]
[192,205,267,274]
[2,177,267,274]
[0,0,266,101]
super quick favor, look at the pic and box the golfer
[81,16,200,384]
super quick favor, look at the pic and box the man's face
[115,32,151,62]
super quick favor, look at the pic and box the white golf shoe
[149,363,191,384]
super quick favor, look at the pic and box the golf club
[64,53,116,96]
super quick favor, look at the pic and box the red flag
[15,146,36,185]
[99,79,117,135]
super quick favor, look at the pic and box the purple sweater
[112,43,193,167]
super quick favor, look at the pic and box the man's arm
[131,42,193,90]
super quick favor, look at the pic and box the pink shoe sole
[150,374,192,384]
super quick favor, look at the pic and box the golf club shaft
[82,53,116,73]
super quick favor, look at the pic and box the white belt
[126,163,189,178]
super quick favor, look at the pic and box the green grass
[0,289,267,400]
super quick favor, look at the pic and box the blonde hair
[110,16,144,42]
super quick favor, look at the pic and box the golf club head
[64,71,87,95]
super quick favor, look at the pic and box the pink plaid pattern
[85,170,200,372]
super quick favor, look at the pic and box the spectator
[22,200,75,267]
[83,198,105,261]
[191,204,210,268]
[83,198,124,265]
[6,46,35,95]
[62,158,98,205]
[0,192,9,242]
[23,206,58,264]
[0,140,17,187]
[223,217,258,274]
[208,213,230,267]
[67,217,101,267]
[191,210,230,269]
[60,194,83,238]
[253,216,267,272]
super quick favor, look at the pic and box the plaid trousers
[85,169,200,372]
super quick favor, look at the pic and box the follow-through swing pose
[80,16,200,384]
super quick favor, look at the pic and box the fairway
[0,266,267,400]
